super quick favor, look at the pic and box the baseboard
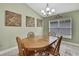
[0,46,17,55]
[62,41,79,47]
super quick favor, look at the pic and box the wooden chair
[47,36,62,56]
[16,36,24,56]
[27,32,35,39]
[48,32,51,36]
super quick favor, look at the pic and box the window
[49,17,72,39]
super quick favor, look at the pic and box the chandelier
[41,3,55,17]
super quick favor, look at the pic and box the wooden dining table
[22,36,57,55]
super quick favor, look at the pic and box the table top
[22,36,57,49]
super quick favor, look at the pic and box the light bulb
[43,12,46,15]
[48,12,51,15]
[46,7,50,11]
[51,9,55,12]
[41,10,45,13]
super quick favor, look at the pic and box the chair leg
[58,53,60,56]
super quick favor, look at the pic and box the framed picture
[5,10,21,26]
[37,19,43,27]
[26,16,35,27]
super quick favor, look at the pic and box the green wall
[43,18,49,35]
[0,3,43,51]
[61,10,79,44]
[44,10,79,44]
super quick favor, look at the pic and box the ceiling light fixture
[41,3,55,17]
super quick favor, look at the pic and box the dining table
[21,36,57,55]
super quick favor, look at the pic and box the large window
[49,17,72,39]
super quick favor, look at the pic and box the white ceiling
[27,3,79,17]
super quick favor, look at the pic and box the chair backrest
[53,36,62,55]
[48,32,51,36]
[16,36,24,55]
[27,32,35,39]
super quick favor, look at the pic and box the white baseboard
[62,41,79,47]
[0,46,17,55]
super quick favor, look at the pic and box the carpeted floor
[60,42,79,56]
[0,42,79,56]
